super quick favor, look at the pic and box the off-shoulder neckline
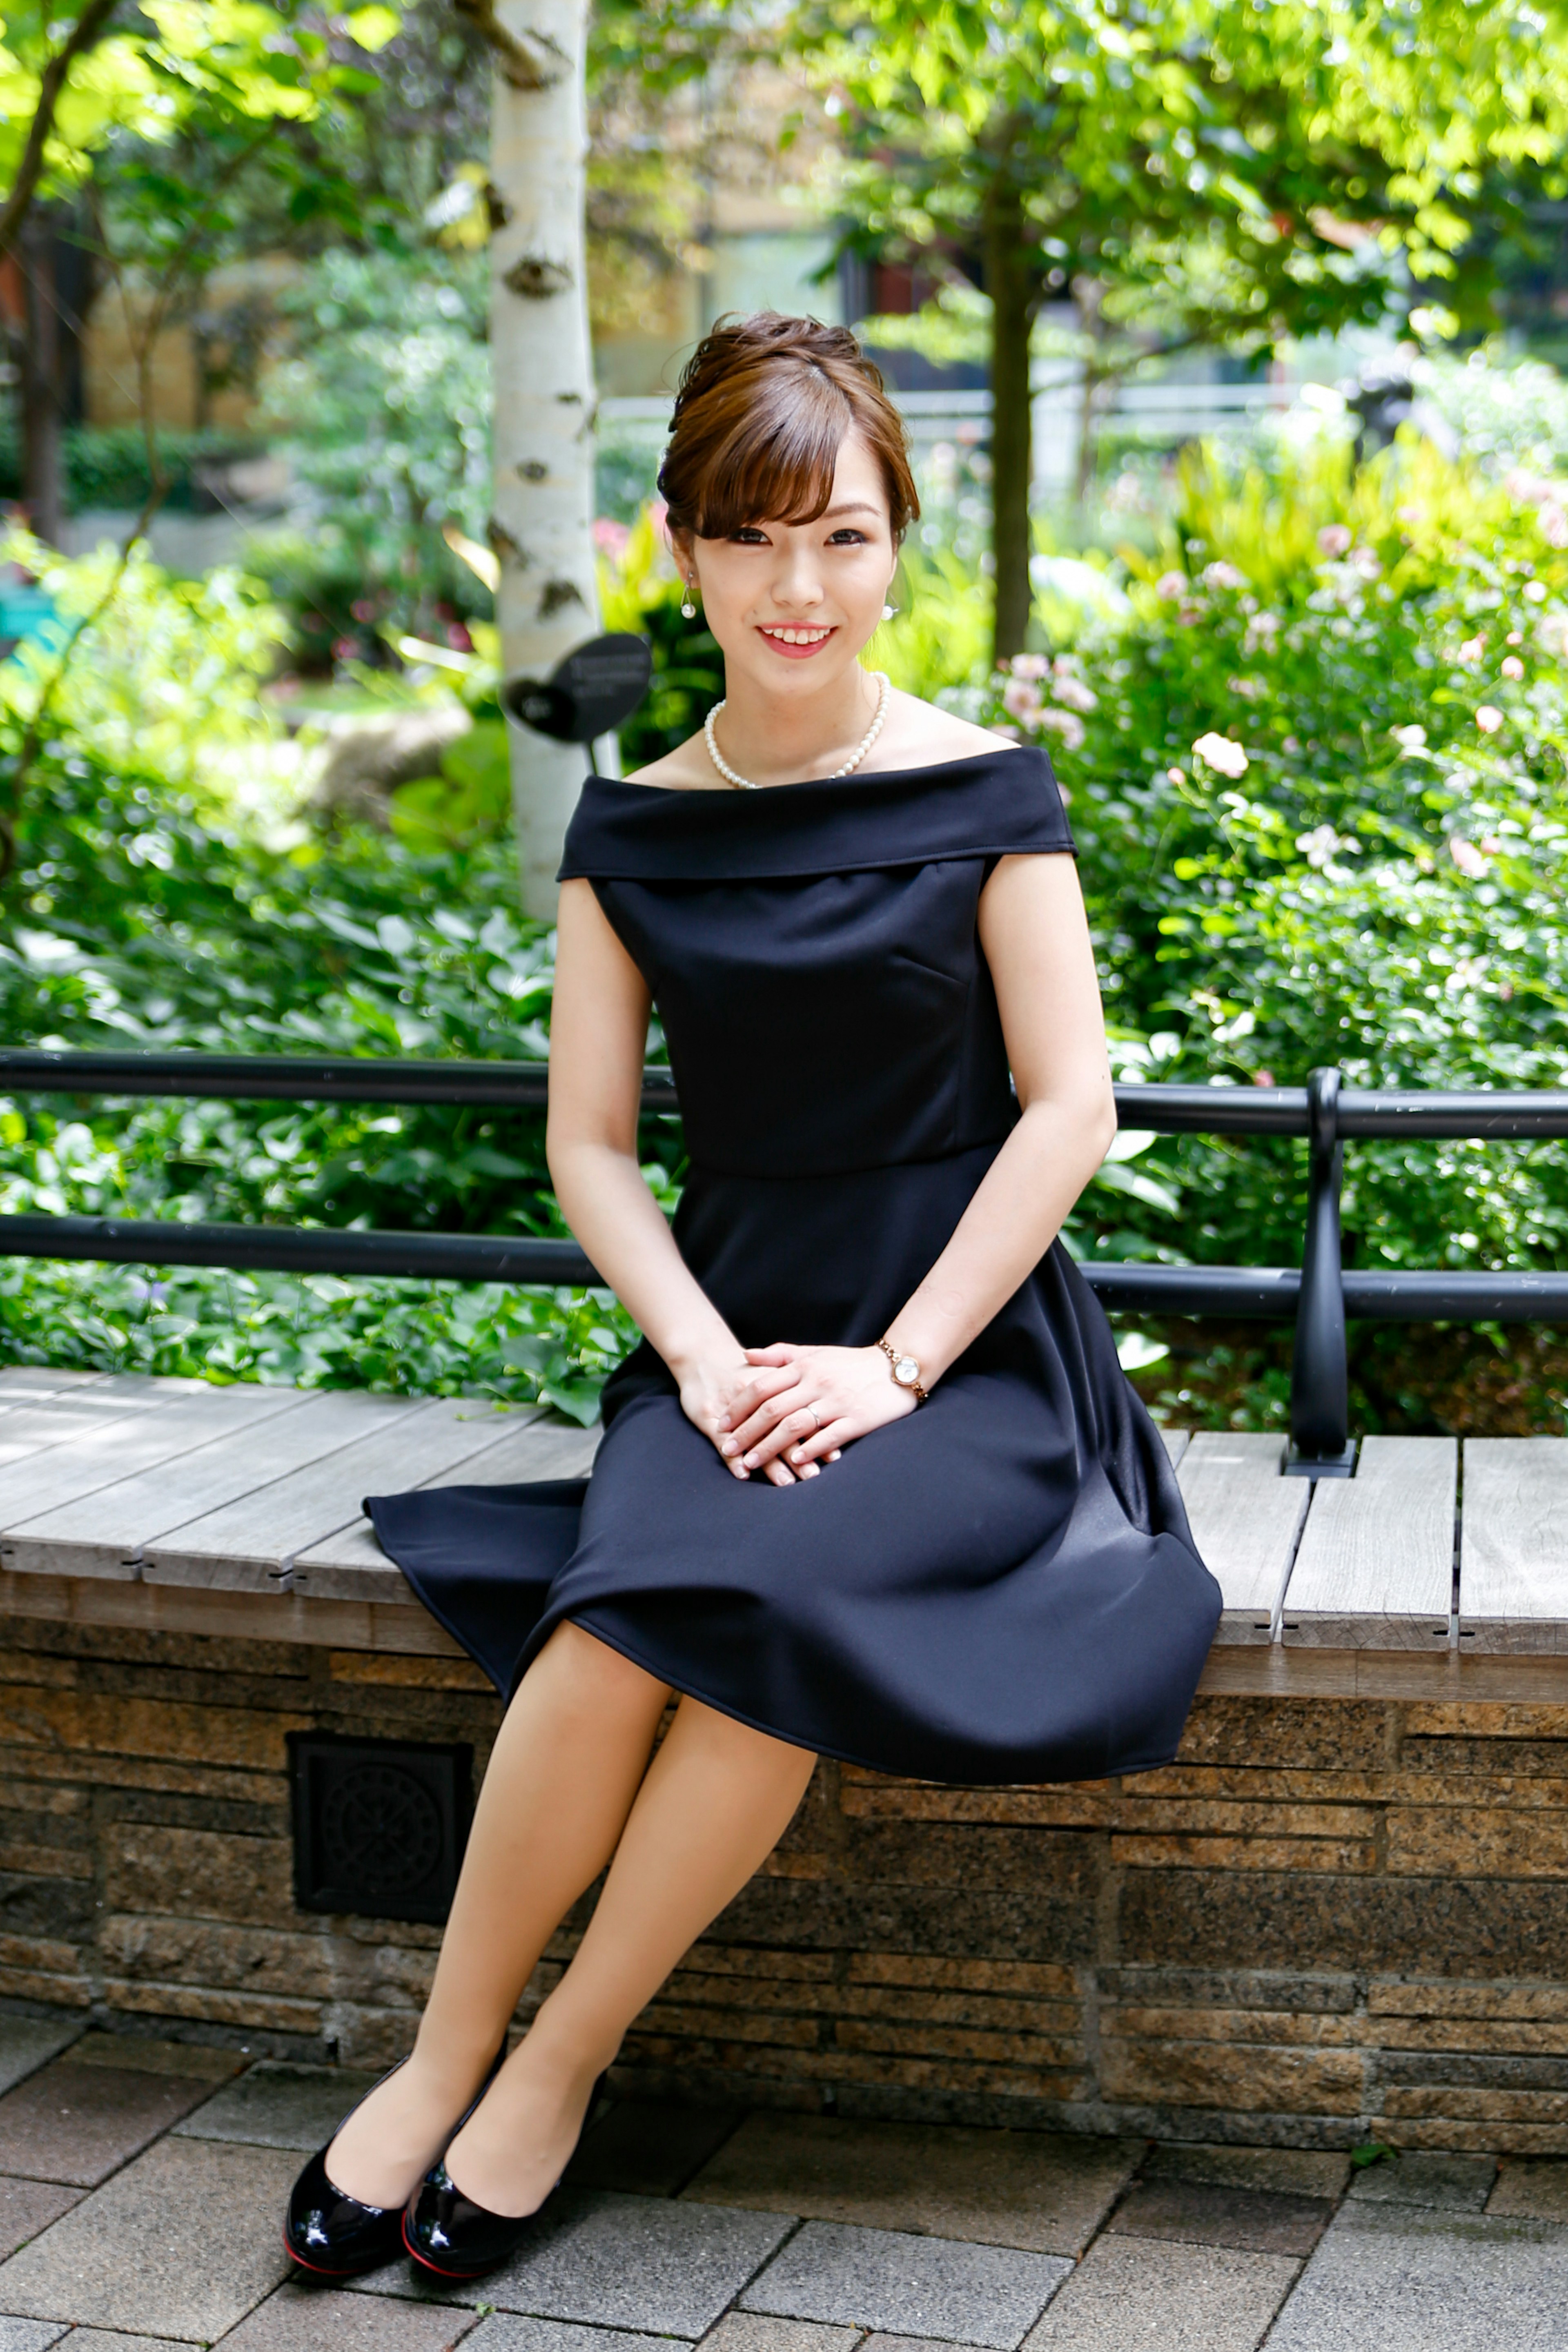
[591,745,1027,796]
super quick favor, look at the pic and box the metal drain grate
[288,1731,473,1924]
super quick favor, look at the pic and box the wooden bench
[9,1366,1568,2156]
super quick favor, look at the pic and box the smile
[758,624,836,655]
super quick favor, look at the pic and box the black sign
[501,632,653,744]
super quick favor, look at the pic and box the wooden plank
[1159,1427,1190,1470]
[0,1384,313,1579]
[0,1371,207,1473]
[0,1366,109,1403]
[7,1564,1568,1696]
[0,1568,467,1658]
[1458,1437,1568,1654]
[1281,1434,1455,1649]
[1176,1431,1307,1645]
[143,1396,537,1592]
[293,1414,601,1602]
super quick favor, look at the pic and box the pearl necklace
[704,670,891,791]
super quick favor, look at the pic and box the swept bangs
[659,313,918,544]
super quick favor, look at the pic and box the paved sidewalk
[3,2018,1568,2349]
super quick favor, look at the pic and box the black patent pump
[402,2071,609,2283]
[283,2045,506,2281]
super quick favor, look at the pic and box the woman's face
[677,431,898,703]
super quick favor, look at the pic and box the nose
[766,535,825,612]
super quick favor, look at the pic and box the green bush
[0,423,265,517]
[970,428,1568,1290]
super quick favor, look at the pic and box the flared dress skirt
[368,747,1221,1784]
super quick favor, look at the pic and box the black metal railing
[2,1049,1566,1477]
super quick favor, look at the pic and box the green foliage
[0,535,675,1409]
[389,718,512,853]
[0,423,264,516]
[973,426,1568,1285]
[0,524,292,815]
[595,509,724,769]
[263,247,492,645]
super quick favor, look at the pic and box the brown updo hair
[659,313,919,544]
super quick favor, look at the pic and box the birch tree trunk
[489,0,602,920]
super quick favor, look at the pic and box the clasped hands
[680,1340,918,1486]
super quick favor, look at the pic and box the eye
[730,526,770,544]
[826,528,869,545]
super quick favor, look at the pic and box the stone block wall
[7,1609,1568,2152]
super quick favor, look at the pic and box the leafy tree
[0,1,401,538]
[803,0,1568,657]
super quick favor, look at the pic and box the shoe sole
[281,2226,398,2281]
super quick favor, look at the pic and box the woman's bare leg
[441,1684,817,2216]
[327,1623,672,2207]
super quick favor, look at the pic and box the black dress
[367,747,1220,1784]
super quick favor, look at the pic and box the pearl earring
[681,578,698,619]
[882,603,897,621]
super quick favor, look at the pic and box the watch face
[894,1355,920,1386]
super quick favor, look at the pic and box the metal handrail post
[1285,1066,1356,1477]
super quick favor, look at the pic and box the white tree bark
[489,0,601,920]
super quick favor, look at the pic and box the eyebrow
[818,502,880,520]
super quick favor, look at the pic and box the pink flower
[1052,675,1098,713]
[1317,525,1353,558]
[593,519,631,556]
[350,598,377,622]
[1155,571,1187,599]
[1450,837,1488,877]
[1010,653,1050,680]
[1459,637,1486,664]
[1201,560,1247,591]
[989,722,1022,742]
[1475,705,1504,734]
[1501,655,1525,680]
[1542,503,1568,549]
[1038,708,1087,752]
[332,636,359,662]
[1192,732,1249,778]
[1167,766,1187,784]
[1002,676,1044,720]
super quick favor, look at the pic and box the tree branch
[0,0,122,259]
[452,0,568,90]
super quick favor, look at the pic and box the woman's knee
[536,1620,671,1711]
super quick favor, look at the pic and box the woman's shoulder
[865,689,1020,773]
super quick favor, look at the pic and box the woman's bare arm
[547,879,811,1484]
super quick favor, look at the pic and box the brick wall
[7,1610,1568,2152]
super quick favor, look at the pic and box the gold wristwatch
[876,1338,928,1404]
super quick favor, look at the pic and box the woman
[283,312,1220,2286]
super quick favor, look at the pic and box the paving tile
[566,2100,744,2197]
[485,2193,794,2336]
[0,2056,218,2188]
[1345,2150,1498,2211]
[54,2334,200,2349]
[0,2135,297,2340]
[217,2281,477,2349]
[470,2319,705,2352]
[1141,2143,1350,2200]
[173,2062,379,2152]
[0,2180,81,2265]
[353,2191,794,2336]
[741,2219,1071,2349]
[57,2036,241,2085]
[1265,2203,1568,2352]
[0,2323,68,2352]
[699,2318,860,2352]
[1489,2158,1568,2222]
[1109,2179,1332,2257]
[0,2024,82,2103]
[1021,2236,1299,2352]
[686,2115,1138,2257]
